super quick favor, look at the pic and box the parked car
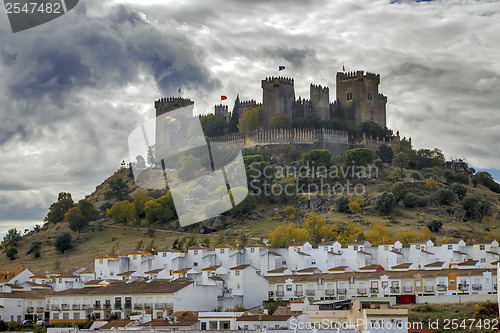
[21,319,33,325]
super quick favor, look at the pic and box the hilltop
[2,143,500,274]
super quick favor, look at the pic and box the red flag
[178,88,181,93]
[221,95,227,101]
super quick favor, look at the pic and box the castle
[208,70,387,129]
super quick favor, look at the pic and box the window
[17,301,21,307]
[480,245,486,250]
[384,246,389,250]
[416,281,421,287]
[235,270,240,276]
[63,313,70,320]
[323,246,327,251]
[311,260,316,265]
[95,313,101,319]
[237,284,240,289]
[416,245,421,250]
[194,250,198,255]
[53,313,59,320]
[282,260,287,265]
[133,255,137,260]
[115,298,122,309]
[286,285,292,291]
[450,280,455,285]
[157,312,163,319]
[353,246,358,251]
[220,249,225,254]
[251,248,255,253]
[347,92,353,101]
[99,259,103,264]
[163,253,167,257]
[193,262,198,267]
[481,258,486,263]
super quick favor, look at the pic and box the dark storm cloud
[267,47,317,68]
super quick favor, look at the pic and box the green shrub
[434,188,455,205]
[426,220,443,232]
[336,195,350,213]
[376,192,397,215]
[403,193,418,208]
[416,196,429,207]
[390,182,408,202]
[410,171,421,180]
[54,232,73,253]
[453,184,467,200]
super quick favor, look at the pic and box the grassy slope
[1,167,500,274]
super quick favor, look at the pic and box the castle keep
[154,70,387,129]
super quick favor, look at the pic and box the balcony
[45,305,50,311]
[36,307,44,312]
[424,286,434,292]
[403,286,412,292]
[165,303,173,309]
[72,304,81,310]
[103,304,112,310]
[114,304,122,310]
[472,284,482,290]
[124,304,132,310]
[458,284,469,290]
[61,304,70,310]
[27,307,34,313]
[338,288,347,294]
[94,304,102,310]
[144,303,153,309]
[391,287,399,293]
[82,304,91,310]
[134,304,144,309]
[276,291,284,297]
[51,305,60,310]
[306,289,315,295]
[437,284,447,291]
[357,288,366,294]
[295,290,303,296]
[325,289,335,295]
[154,303,164,309]
[370,288,378,293]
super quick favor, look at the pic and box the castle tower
[336,71,387,128]
[214,104,229,122]
[310,84,330,120]
[154,97,195,148]
[155,97,194,118]
[261,77,295,128]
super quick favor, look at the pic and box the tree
[434,188,455,205]
[244,155,276,195]
[6,246,18,260]
[336,195,350,213]
[228,95,240,133]
[58,192,72,201]
[54,232,72,253]
[366,224,392,245]
[375,192,397,214]
[2,228,21,247]
[133,192,153,219]
[302,149,333,176]
[77,200,99,222]
[268,222,310,248]
[343,148,374,167]
[396,232,418,247]
[403,193,418,208]
[376,144,393,163]
[392,152,409,171]
[65,207,87,233]
[474,172,500,193]
[106,200,134,223]
[426,220,443,232]
[177,155,203,182]
[303,214,330,245]
[348,198,364,213]
[238,232,248,249]
[475,199,491,223]
[45,198,75,224]
[200,114,225,137]
[144,200,163,223]
[270,113,292,129]
[284,206,296,217]
[390,182,408,202]
[237,107,262,134]
[105,178,129,201]
[453,184,467,200]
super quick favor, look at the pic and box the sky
[0,0,499,238]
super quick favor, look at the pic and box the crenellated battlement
[336,70,380,83]
[310,83,329,94]
[261,76,295,86]
[155,97,194,107]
